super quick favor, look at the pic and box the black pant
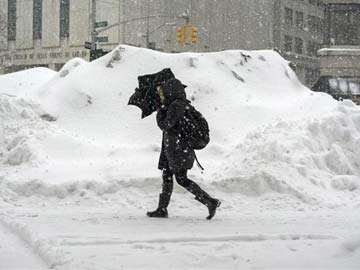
[161,167,207,198]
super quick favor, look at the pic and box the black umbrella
[128,68,178,118]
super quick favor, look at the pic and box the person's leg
[161,166,174,197]
[147,167,174,218]
[175,170,221,220]
[174,169,204,196]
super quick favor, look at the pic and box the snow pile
[215,100,360,204]
[343,237,360,254]
[0,45,359,206]
[0,68,56,166]
[0,67,56,97]
[0,95,51,166]
[0,217,69,268]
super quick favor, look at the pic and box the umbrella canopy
[128,68,180,118]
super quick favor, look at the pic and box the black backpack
[181,103,210,150]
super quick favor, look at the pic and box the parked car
[312,76,360,105]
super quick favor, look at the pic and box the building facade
[273,0,325,86]
[313,0,360,103]
[319,0,360,77]
[0,0,324,86]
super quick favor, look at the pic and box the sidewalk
[1,191,359,270]
[0,221,47,270]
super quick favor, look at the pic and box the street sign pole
[90,0,97,51]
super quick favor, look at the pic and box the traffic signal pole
[87,3,193,60]
[90,0,97,51]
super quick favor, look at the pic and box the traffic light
[177,26,185,44]
[189,26,198,44]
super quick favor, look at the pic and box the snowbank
[214,100,360,204]
[0,67,56,97]
[0,45,359,206]
[0,216,69,269]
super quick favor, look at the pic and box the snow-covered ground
[0,45,359,269]
[0,220,47,270]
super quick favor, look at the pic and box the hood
[162,78,187,105]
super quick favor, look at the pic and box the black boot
[195,194,221,220]
[147,172,173,218]
[186,182,221,220]
[147,193,170,218]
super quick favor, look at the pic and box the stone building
[0,0,325,86]
[318,0,360,77]
[313,0,360,102]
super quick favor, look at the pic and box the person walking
[147,78,221,220]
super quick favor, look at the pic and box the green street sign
[96,36,109,43]
[95,21,108,28]
[84,41,93,49]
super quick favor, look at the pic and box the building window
[296,11,304,29]
[295,37,303,54]
[331,10,360,45]
[307,41,321,56]
[308,15,323,34]
[284,35,293,52]
[60,0,69,38]
[285,8,293,26]
[33,0,42,39]
[7,0,16,41]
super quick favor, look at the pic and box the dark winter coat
[157,78,195,172]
